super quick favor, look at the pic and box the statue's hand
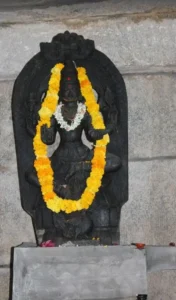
[106,123,117,134]
[41,124,55,145]
[88,129,107,140]
[88,126,115,140]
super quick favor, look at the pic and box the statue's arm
[25,92,39,137]
[83,112,113,142]
[41,116,57,145]
[99,87,119,131]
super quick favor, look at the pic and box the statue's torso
[53,112,91,162]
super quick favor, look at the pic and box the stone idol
[12,31,128,246]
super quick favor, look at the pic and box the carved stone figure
[12,31,128,245]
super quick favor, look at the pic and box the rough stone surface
[0,268,10,300]
[1,19,176,78]
[121,160,176,245]
[0,0,102,9]
[0,0,176,22]
[146,246,176,272]
[148,271,176,300]
[0,81,35,265]
[126,73,176,159]
[12,246,147,300]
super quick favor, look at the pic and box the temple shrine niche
[12,31,128,245]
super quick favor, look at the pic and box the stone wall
[1,1,176,299]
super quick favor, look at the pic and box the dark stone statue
[12,31,128,245]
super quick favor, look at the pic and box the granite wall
[1,1,176,299]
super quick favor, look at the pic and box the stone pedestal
[12,245,147,300]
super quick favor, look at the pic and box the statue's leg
[61,151,121,244]
[64,151,121,181]
[25,151,121,187]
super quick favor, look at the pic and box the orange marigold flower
[44,191,56,200]
[34,157,50,165]
[80,79,90,88]
[37,169,51,177]
[33,64,109,214]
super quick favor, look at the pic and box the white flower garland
[54,102,86,131]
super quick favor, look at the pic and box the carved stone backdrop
[1,1,176,300]
[12,31,128,246]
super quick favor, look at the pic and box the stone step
[12,246,147,300]
[0,268,10,300]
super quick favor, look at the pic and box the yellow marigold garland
[33,63,109,214]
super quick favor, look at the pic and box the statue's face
[62,97,78,103]
[62,96,78,103]
[61,85,80,103]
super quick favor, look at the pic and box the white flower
[54,102,86,131]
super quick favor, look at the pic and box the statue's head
[59,60,82,103]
